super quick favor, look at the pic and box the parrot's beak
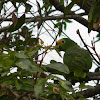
[55,39,63,58]
[56,39,64,51]
[56,39,62,46]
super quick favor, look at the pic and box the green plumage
[64,46,92,77]
[64,46,92,71]
[56,38,92,83]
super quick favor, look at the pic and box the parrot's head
[56,38,78,51]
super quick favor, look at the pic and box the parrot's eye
[61,40,65,44]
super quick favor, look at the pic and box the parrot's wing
[63,46,92,77]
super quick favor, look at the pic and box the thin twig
[76,29,100,65]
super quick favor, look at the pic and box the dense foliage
[0,0,100,99]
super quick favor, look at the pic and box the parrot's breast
[63,46,92,72]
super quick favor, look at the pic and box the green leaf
[1,80,13,87]
[28,48,38,57]
[1,72,9,77]
[64,19,72,23]
[15,51,28,58]
[79,83,85,88]
[22,78,34,84]
[31,64,42,72]
[79,85,93,90]
[59,79,73,91]
[54,22,61,28]
[46,63,69,74]
[65,0,76,15]
[15,80,22,90]
[34,78,46,98]
[88,5,96,22]
[88,22,93,33]
[20,84,34,92]
[8,14,25,32]
[63,21,67,30]
[16,59,31,70]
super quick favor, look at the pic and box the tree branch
[1,13,100,33]
[49,0,100,33]
[88,72,100,80]
[0,25,10,33]
[71,0,93,14]
[45,66,100,98]
[45,65,100,80]
[0,0,99,33]
[77,29,100,65]
[79,85,100,98]
[0,14,87,33]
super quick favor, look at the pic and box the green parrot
[56,38,92,84]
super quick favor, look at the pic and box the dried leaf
[12,12,18,27]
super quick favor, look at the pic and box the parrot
[56,38,92,84]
